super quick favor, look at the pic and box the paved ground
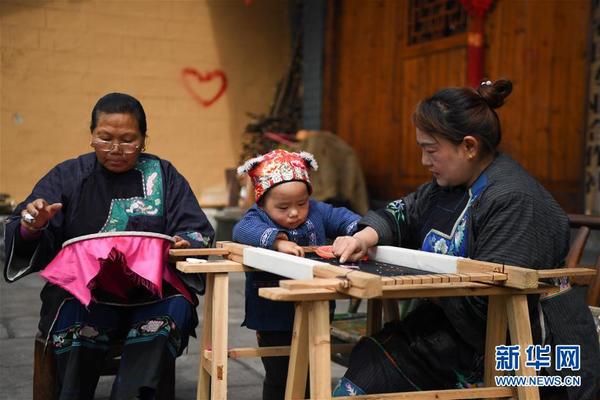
[0,272,347,400]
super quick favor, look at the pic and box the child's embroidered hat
[237,149,318,202]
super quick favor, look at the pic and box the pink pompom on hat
[237,149,318,202]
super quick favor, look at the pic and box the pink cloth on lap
[40,235,192,305]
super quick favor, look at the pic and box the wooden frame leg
[210,273,229,400]
[484,295,508,400]
[382,299,400,322]
[308,300,332,400]
[197,274,214,400]
[286,302,309,400]
[506,294,540,400]
[366,299,382,335]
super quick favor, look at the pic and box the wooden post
[308,301,332,399]
[286,303,310,400]
[197,274,214,400]
[366,299,382,335]
[506,294,540,400]
[484,295,508,399]
[382,299,400,322]
[211,273,229,399]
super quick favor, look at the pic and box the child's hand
[172,235,191,248]
[332,236,367,263]
[273,239,305,257]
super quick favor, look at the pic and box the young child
[233,149,361,399]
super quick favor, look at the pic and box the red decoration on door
[459,0,494,88]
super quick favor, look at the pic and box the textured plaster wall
[0,0,290,205]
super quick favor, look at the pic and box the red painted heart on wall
[181,68,228,108]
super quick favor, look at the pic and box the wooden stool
[32,333,175,400]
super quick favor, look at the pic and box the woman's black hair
[412,79,513,155]
[90,93,147,136]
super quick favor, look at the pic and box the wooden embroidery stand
[172,242,365,399]
[261,282,553,400]
[172,243,596,400]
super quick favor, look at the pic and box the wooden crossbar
[169,248,231,257]
[333,386,516,399]
[279,272,509,291]
[202,343,356,360]
[280,278,349,290]
[176,260,250,273]
[537,267,597,279]
[456,258,538,289]
[382,271,507,285]
[312,264,383,298]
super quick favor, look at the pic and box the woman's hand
[332,236,367,263]
[273,239,305,257]
[21,198,62,232]
[172,235,191,249]
[332,227,380,263]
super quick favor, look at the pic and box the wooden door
[323,0,589,212]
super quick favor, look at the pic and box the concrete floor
[0,272,347,400]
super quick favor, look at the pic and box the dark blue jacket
[233,199,359,331]
[2,152,214,336]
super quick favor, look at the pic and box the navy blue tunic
[233,199,360,331]
[3,152,214,336]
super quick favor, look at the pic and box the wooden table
[179,261,358,400]
[173,244,595,400]
[260,282,559,400]
[173,242,384,400]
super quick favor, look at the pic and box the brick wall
[0,0,290,205]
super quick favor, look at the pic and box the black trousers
[256,330,311,400]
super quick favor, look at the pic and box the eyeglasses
[91,139,142,155]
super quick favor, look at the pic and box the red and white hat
[237,149,318,202]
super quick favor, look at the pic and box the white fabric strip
[242,247,315,280]
[367,246,458,273]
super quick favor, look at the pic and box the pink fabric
[40,235,193,306]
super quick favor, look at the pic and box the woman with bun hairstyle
[331,79,599,399]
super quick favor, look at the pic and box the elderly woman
[332,80,599,399]
[2,93,214,399]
